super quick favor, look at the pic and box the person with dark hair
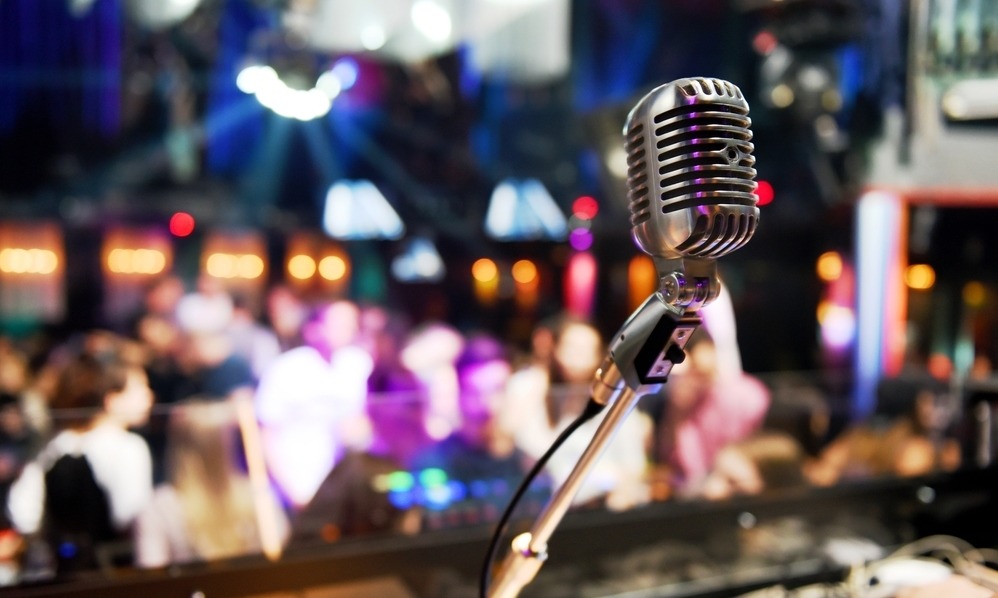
[5,349,154,577]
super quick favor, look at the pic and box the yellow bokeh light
[816,251,843,282]
[288,254,317,280]
[237,254,265,279]
[905,264,936,290]
[511,259,537,284]
[134,248,166,275]
[30,248,58,274]
[108,248,131,274]
[318,255,347,281]
[964,281,986,307]
[110,248,163,274]
[0,248,27,273]
[471,258,498,283]
[0,247,59,274]
[206,253,238,279]
[816,300,830,323]
[770,84,794,108]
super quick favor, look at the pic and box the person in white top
[254,300,374,509]
[502,317,652,510]
[6,346,154,574]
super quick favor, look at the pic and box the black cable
[479,398,607,598]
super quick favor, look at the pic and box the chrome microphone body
[625,77,759,310]
[487,78,759,598]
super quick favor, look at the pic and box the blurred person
[357,304,412,397]
[0,338,29,397]
[0,339,47,437]
[134,399,288,568]
[358,307,434,469]
[411,334,546,529]
[264,285,307,352]
[133,312,188,485]
[6,350,154,576]
[255,300,374,509]
[227,293,281,383]
[0,393,37,530]
[648,328,771,494]
[806,375,961,486]
[173,290,255,403]
[134,313,184,404]
[698,431,807,501]
[505,317,652,511]
[399,322,465,442]
[288,397,420,547]
[124,275,186,336]
[762,384,831,460]
[699,280,744,379]
[142,275,185,318]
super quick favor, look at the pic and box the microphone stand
[487,292,702,598]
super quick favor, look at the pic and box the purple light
[569,228,593,251]
[332,58,359,90]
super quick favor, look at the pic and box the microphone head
[624,77,759,260]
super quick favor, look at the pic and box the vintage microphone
[484,77,760,598]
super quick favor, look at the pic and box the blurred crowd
[0,274,969,585]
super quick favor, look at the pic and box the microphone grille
[625,78,759,259]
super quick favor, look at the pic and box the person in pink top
[653,328,771,495]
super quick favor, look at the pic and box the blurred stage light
[571,196,599,220]
[107,248,167,275]
[201,232,268,305]
[288,254,317,280]
[471,258,498,283]
[361,25,388,50]
[236,60,348,121]
[125,0,202,30]
[411,0,453,43]
[322,180,405,240]
[818,301,856,349]
[206,252,266,279]
[472,258,500,305]
[755,179,775,206]
[816,251,843,282]
[0,222,65,323]
[169,211,196,237]
[568,229,593,251]
[627,255,656,313]
[904,264,936,290]
[392,237,445,283]
[511,259,537,284]
[484,178,567,241]
[0,248,58,275]
[564,251,596,319]
[318,255,349,281]
[295,0,568,80]
[331,58,360,90]
[964,281,986,307]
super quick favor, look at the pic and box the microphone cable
[479,397,606,598]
